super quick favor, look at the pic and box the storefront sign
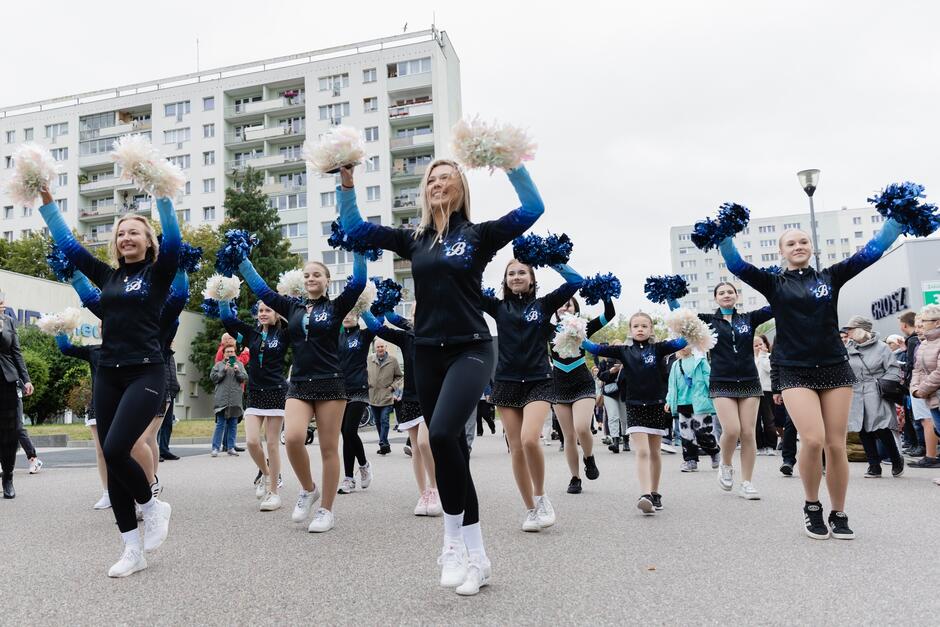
[870,287,908,320]
[2,306,101,339]
[923,280,940,307]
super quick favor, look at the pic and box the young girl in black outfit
[38,186,180,577]
[336,311,374,494]
[338,159,544,596]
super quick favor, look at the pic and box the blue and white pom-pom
[579,273,621,306]
[370,277,403,316]
[215,229,259,276]
[328,221,382,262]
[201,298,238,320]
[46,243,76,282]
[690,202,751,251]
[35,308,83,336]
[203,274,241,302]
[867,182,940,237]
[481,286,497,299]
[178,241,203,273]
[276,269,306,300]
[666,308,717,352]
[511,232,573,268]
[644,274,689,304]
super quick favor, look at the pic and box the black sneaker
[909,456,940,468]
[608,437,620,454]
[650,492,663,510]
[583,456,600,480]
[567,476,582,494]
[828,511,855,540]
[162,452,180,461]
[892,458,905,477]
[864,464,882,478]
[637,494,655,515]
[803,502,829,539]
[780,462,794,476]
[622,438,631,452]
[905,446,926,458]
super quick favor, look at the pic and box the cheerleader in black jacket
[336,311,375,494]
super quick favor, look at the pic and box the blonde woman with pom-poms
[36,177,182,578]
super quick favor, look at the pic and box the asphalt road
[3,431,937,625]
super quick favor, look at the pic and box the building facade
[669,206,893,311]
[0,29,462,314]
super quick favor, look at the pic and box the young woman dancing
[337,311,375,494]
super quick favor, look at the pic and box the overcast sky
[2,0,937,317]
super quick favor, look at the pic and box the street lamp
[797,169,822,270]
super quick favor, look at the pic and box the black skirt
[708,379,763,399]
[346,387,370,404]
[246,386,288,411]
[0,382,20,428]
[552,365,596,405]
[625,403,671,436]
[397,400,423,426]
[491,379,556,409]
[771,362,857,392]
[287,378,347,402]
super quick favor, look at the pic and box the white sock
[140,498,157,513]
[121,530,141,548]
[345,476,354,481]
[443,511,464,540]
[534,494,544,502]
[461,522,485,555]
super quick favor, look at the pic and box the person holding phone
[210,346,248,456]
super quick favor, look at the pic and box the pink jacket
[911,328,940,409]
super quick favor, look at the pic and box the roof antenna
[196,37,200,72]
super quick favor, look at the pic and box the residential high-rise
[0,28,461,314]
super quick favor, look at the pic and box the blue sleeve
[338,186,413,259]
[665,362,679,414]
[385,311,413,331]
[160,270,189,330]
[541,268,582,315]
[237,258,293,318]
[331,253,367,319]
[666,298,681,311]
[582,340,621,359]
[360,311,383,332]
[476,165,545,254]
[586,299,615,338]
[69,270,101,307]
[718,237,774,297]
[828,218,903,289]
[39,201,111,286]
[218,299,252,339]
[657,338,688,357]
[151,197,182,289]
[749,306,774,327]
[55,333,90,361]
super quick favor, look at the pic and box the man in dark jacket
[898,311,924,455]
[0,298,33,499]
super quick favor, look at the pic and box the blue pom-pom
[178,241,203,274]
[369,277,403,316]
[690,202,750,251]
[511,232,573,268]
[328,221,383,262]
[250,302,259,318]
[45,243,76,282]
[690,219,723,251]
[580,273,622,306]
[644,275,689,304]
[867,182,940,237]
[201,298,238,320]
[481,286,496,299]
[764,265,783,275]
[215,229,259,276]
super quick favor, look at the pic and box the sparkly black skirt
[287,378,347,402]
[246,386,288,411]
[346,387,370,404]
[771,362,857,392]
[396,400,423,426]
[625,403,671,436]
[491,379,556,409]
[708,379,763,399]
[552,366,596,404]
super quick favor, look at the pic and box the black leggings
[95,364,167,532]
[415,342,495,527]
[341,401,368,477]
[756,393,779,450]
[859,428,903,466]
[0,428,16,475]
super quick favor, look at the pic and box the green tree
[19,327,90,424]
[0,231,108,280]
[21,349,49,419]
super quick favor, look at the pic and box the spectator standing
[210,346,248,457]
[0,298,33,499]
[368,339,402,455]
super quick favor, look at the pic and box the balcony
[78,151,113,168]
[262,181,306,195]
[80,175,121,193]
[225,94,306,118]
[390,133,434,153]
[80,120,151,141]
[387,72,432,93]
[391,164,428,182]
[393,258,412,272]
[226,153,303,173]
[79,200,153,221]
[389,101,433,123]
[393,196,419,212]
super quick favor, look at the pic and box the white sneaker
[536,495,556,528]
[718,464,734,491]
[135,504,143,521]
[414,490,429,516]
[255,476,268,499]
[358,462,373,489]
[738,481,761,500]
[426,489,443,516]
[28,458,43,474]
[142,499,172,552]
[456,551,491,596]
[307,507,334,533]
[259,492,282,511]
[522,508,541,532]
[210,449,219,458]
[107,544,147,578]
[660,442,677,454]
[338,477,356,494]
[150,478,162,499]
[438,539,468,587]
[93,491,111,510]
[291,488,321,522]
[710,453,720,469]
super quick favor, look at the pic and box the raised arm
[749,305,774,327]
[718,237,774,296]
[829,219,904,289]
[385,311,412,332]
[218,299,252,340]
[55,333,91,361]
[331,253,367,319]
[38,190,110,285]
[237,258,293,318]
[586,299,615,338]
[362,311,409,348]
[582,340,622,360]
[541,264,583,313]
[159,270,189,330]
[657,337,688,357]
[69,270,103,318]
[477,166,546,253]
[337,168,412,257]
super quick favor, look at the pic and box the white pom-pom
[35,307,83,335]
[451,116,537,172]
[552,314,588,359]
[302,125,365,174]
[665,308,717,353]
[203,274,242,301]
[3,143,59,208]
[276,269,306,299]
[349,280,377,318]
[111,135,186,199]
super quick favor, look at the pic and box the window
[318,73,350,92]
[233,95,262,113]
[203,206,216,221]
[278,172,306,188]
[164,100,191,118]
[744,255,753,262]
[203,151,215,166]
[268,192,307,211]
[678,247,688,255]
[871,215,885,223]
[189,381,199,397]
[760,239,774,247]
[366,185,380,201]
[177,208,190,222]
[873,230,880,237]
[4,130,13,143]
[80,137,117,156]
[2,232,11,242]
[854,231,863,238]
[51,147,68,161]
[176,361,186,375]
[320,191,336,207]
[280,222,308,238]
[23,128,33,141]
[56,198,68,213]
[203,178,215,193]
[705,272,714,280]
[278,144,303,160]
[45,122,68,139]
[760,253,778,262]
[203,123,215,138]
[163,128,191,145]
[323,250,355,265]
[203,96,215,111]
[318,102,350,122]
[840,237,849,244]
[387,57,431,78]
[3,206,12,219]
[363,97,378,113]
[364,127,379,142]
[680,260,696,268]
[758,225,776,233]
[184,181,191,195]
[783,222,801,229]
[362,68,377,83]
[828,253,837,260]
[677,233,690,241]
[21,206,32,217]
[704,258,713,265]
[367,216,382,225]
[741,241,751,248]
[826,238,835,245]
[842,252,850,259]
[6,155,15,168]
[57,173,68,187]
[681,273,698,282]
[365,155,380,172]
[395,125,432,138]
[21,229,31,238]
[852,217,861,225]
[321,221,333,236]
[278,116,305,134]
[168,154,191,169]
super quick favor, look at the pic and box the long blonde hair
[414,159,471,241]
[108,215,159,266]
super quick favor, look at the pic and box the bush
[21,349,49,419]
[18,327,90,424]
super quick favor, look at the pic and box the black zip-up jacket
[338,326,377,393]
[698,307,773,382]
[220,307,290,391]
[589,339,687,405]
[482,282,580,383]
[903,333,920,388]
[551,299,615,372]
[338,166,544,346]
[367,313,418,403]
